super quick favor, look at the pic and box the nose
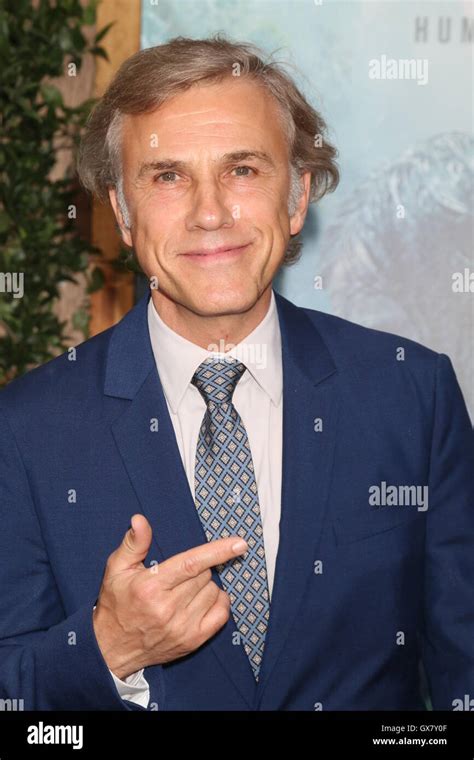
[184,177,236,232]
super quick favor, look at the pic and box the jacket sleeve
[0,408,147,711]
[422,353,474,710]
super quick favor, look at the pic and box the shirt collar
[147,289,283,414]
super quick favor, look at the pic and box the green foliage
[0,0,111,384]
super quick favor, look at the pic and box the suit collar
[103,289,155,400]
[104,287,337,400]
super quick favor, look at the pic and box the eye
[231,165,255,177]
[154,171,179,183]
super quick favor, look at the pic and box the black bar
[0,711,473,757]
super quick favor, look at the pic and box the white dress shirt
[109,289,283,707]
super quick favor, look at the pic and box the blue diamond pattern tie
[191,357,270,680]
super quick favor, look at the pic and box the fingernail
[232,539,247,552]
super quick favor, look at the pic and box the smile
[180,243,251,262]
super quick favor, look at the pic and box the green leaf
[58,28,73,52]
[89,45,109,62]
[94,20,115,44]
[86,266,105,294]
[72,308,89,333]
[40,84,63,107]
[0,210,11,234]
[82,0,98,26]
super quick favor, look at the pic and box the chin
[190,286,258,316]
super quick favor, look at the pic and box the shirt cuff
[109,667,151,709]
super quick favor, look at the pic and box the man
[0,36,472,711]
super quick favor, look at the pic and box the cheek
[244,187,289,225]
[134,205,169,247]
[131,222,169,276]
[252,205,290,245]
[134,190,173,228]
[242,185,283,213]
[238,199,286,242]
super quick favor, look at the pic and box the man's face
[110,78,310,317]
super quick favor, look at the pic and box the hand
[92,514,247,680]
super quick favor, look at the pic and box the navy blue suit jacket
[0,289,473,710]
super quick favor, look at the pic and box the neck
[150,286,273,350]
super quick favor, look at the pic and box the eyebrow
[135,150,276,180]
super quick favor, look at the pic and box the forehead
[120,77,289,161]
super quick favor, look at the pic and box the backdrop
[140,0,473,419]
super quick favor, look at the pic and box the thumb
[109,514,153,573]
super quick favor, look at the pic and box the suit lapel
[253,293,340,703]
[105,292,257,708]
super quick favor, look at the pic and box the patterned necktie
[191,357,270,680]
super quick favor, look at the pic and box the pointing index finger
[161,536,248,589]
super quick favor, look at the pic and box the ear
[108,186,133,248]
[289,171,312,236]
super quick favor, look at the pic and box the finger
[169,567,214,608]
[185,577,221,615]
[197,589,232,642]
[159,537,246,590]
[160,536,247,590]
[107,514,153,574]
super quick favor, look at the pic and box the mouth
[180,243,251,262]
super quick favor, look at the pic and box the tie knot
[191,357,246,405]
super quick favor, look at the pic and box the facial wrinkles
[117,85,302,245]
